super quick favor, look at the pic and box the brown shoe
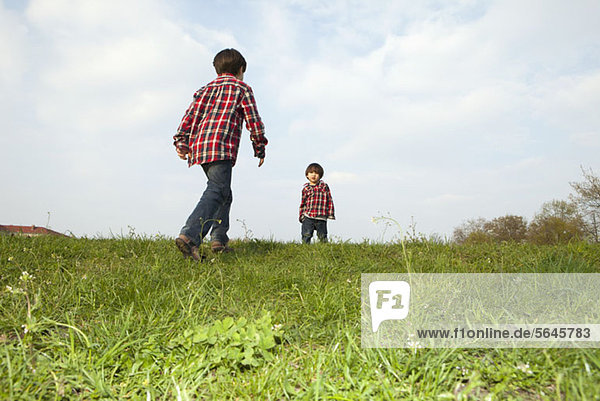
[175,235,203,261]
[211,241,234,254]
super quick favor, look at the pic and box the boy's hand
[258,158,264,167]
[176,148,188,160]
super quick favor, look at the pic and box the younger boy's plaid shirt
[299,181,335,222]
[173,74,268,166]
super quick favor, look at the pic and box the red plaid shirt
[299,180,335,222]
[173,74,268,166]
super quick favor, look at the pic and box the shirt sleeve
[325,184,335,220]
[173,91,201,151]
[299,186,308,222]
[240,87,268,159]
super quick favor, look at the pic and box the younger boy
[299,163,335,243]
[173,48,268,260]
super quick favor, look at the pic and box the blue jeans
[301,217,328,243]
[180,160,232,246]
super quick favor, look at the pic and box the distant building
[0,225,69,237]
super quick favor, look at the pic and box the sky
[1,0,599,242]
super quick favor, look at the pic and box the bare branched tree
[569,166,600,242]
[452,217,490,244]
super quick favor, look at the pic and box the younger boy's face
[306,171,320,185]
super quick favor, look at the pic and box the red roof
[0,225,68,237]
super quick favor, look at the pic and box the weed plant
[1,234,599,399]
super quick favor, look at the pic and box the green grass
[1,234,599,400]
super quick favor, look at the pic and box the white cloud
[327,171,359,184]
[0,5,28,86]
[570,132,600,148]
[1,0,241,235]
[277,0,600,177]
[2,0,599,240]
[534,71,600,133]
[25,1,218,129]
[425,193,474,205]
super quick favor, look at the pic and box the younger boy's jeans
[301,217,328,243]
[180,160,232,246]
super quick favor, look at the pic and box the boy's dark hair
[213,48,247,75]
[305,163,324,178]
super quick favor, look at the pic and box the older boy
[299,163,335,243]
[173,48,268,260]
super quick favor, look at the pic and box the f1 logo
[369,281,411,332]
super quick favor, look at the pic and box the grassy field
[1,233,599,400]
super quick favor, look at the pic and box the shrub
[527,200,586,244]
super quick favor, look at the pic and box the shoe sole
[211,244,234,254]
[176,238,205,262]
[175,237,193,258]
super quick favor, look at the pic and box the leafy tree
[569,166,600,242]
[483,215,528,243]
[527,200,586,244]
